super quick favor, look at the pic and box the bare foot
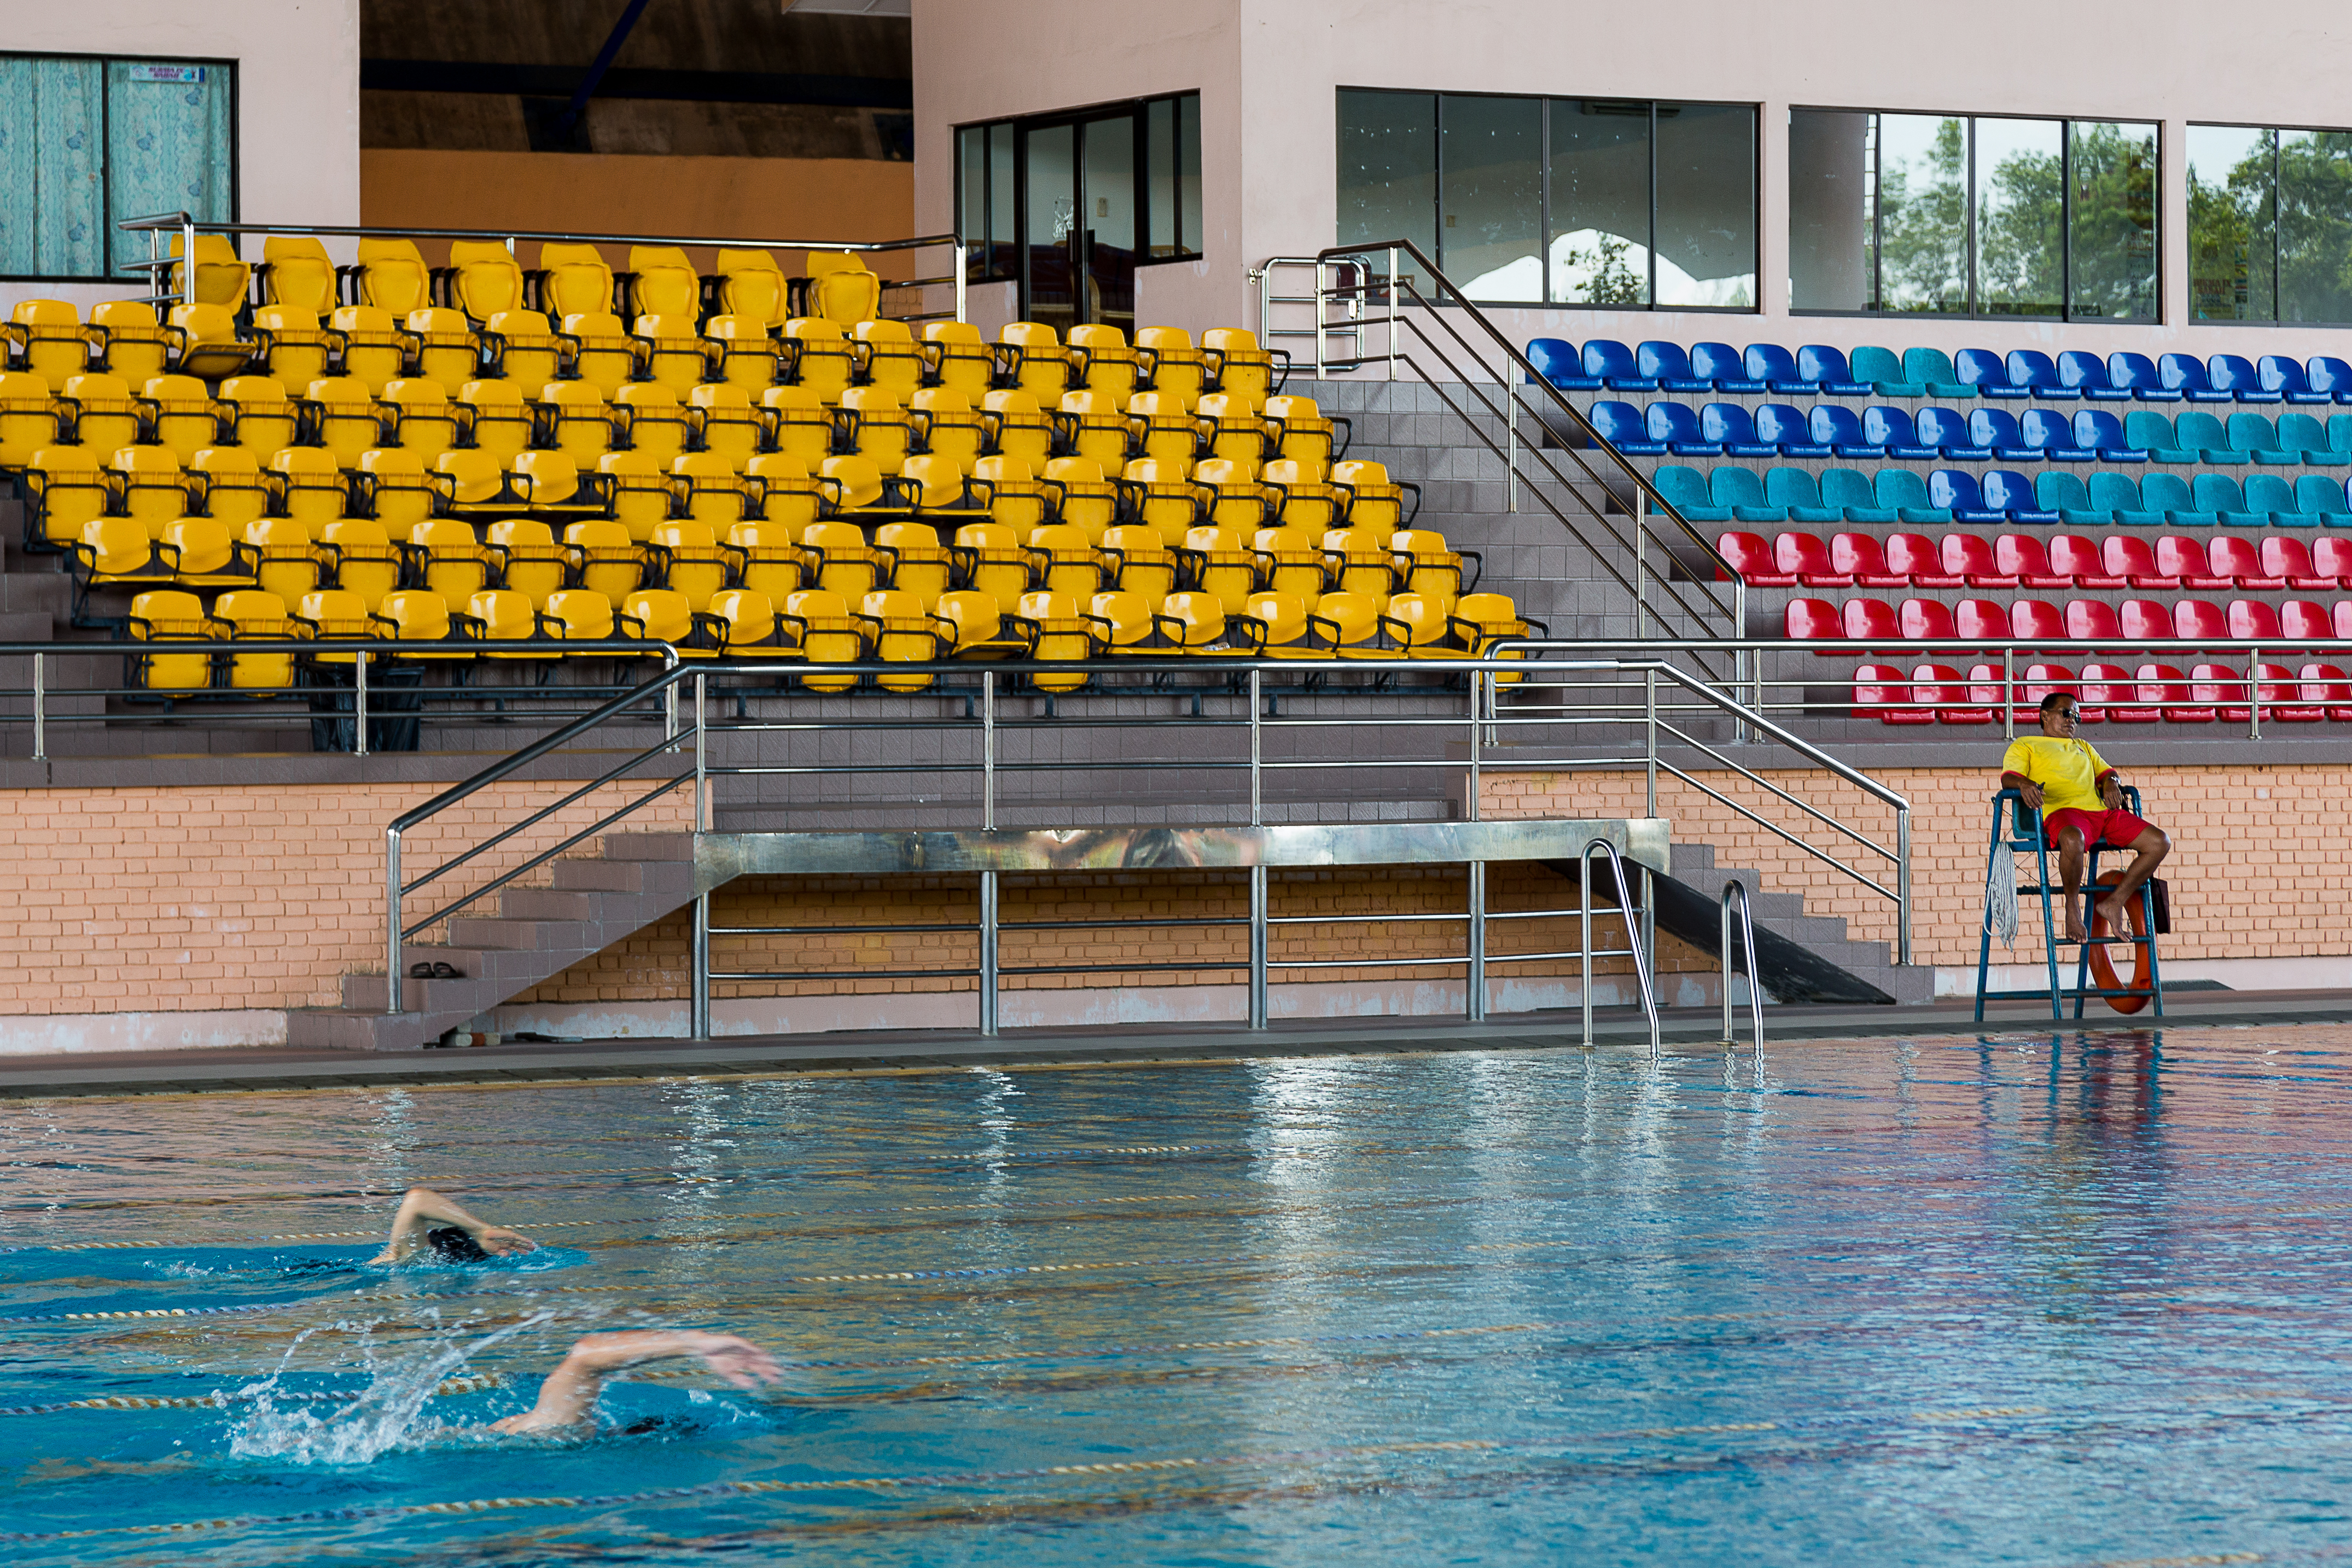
[2063,907,2089,942]
[2092,896,2130,935]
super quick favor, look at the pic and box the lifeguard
[2000,693,2171,944]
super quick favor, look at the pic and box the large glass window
[1791,109,2155,320]
[0,53,235,283]
[1338,90,1758,311]
[2194,123,2352,324]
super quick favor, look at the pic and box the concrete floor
[2,989,2347,1099]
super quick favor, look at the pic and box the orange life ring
[2084,870,2153,1014]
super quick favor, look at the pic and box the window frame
[2185,118,2352,328]
[1787,103,2161,324]
[0,48,242,287]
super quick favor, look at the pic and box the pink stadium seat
[2171,599,2228,643]
[2282,600,2333,643]
[1841,597,1900,644]
[1719,531,1795,586]
[2023,662,2083,718]
[2156,536,2231,590]
[1994,534,2070,588]
[1886,533,1961,587]
[2010,599,2066,642]
[1776,532,1852,587]
[2315,538,2352,585]
[2262,537,2338,590]
[2103,535,2175,588]
[2336,601,2352,642]
[1912,663,1993,724]
[1831,532,1906,587]
[1899,598,1956,642]
[1968,663,2036,724]
[2258,662,2324,721]
[2298,662,2352,720]
[2228,599,2282,640]
[1852,663,1930,724]
[2209,535,2285,590]
[2137,663,2214,722]
[1955,599,2008,643]
[1784,598,1843,640]
[1941,533,2014,587]
[2082,662,2156,722]
[2066,599,2123,642]
[2192,662,2252,722]
[2050,535,2123,588]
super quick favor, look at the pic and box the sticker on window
[127,65,207,84]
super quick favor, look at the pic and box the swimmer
[491,1330,784,1435]
[371,1187,537,1265]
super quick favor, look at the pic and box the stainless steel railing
[1721,879,1763,1053]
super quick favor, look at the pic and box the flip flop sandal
[431,962,462,980]
[408,962,435,979]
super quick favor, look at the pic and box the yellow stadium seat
[26,447,112,547]
[921,320,992,398]
[803,251,883,324]
[1137,326,1208,409]
[446,241,527,323]
[194,447,271,529]
[1179,525,1256,614]
[1320,527,1395,598]
[1117,457,1205,547]
[243,516,322,603]
[857,588,950,691]
[874,520,950,604]
[1011,590,1096,690]
[159,515,250,587]
[89,301,170,385]
[671,452,750,527]
[778,587,863,689]
[898,453,983,519]
[1125,390,1201,464]
[511,450,586,509]
[935,588,1029,661]
[249,304,331,388]
[1204,326,1284,404]
[706,587,787,658]
[690,382,764,465]
[1262,457,1345,533]
[457,378,532,461]
[435,447,510,509]
[721,519,805,598]
[715,248,789,329]
[838,384,912,474]
[484,310,562,392]
[1055,389,1130,469]
[467,588,557,661]
[853,318,924,398]
[620,588,701,652]
[539,380,616,461]
[1311,590,1391,658]
[1251,526,1328,599]
[1331,459,1419,531]
[982,388,1052,467]
[71,517,171,598]
[746,452,827,531]
[406,307,484,389]
[127,589,216,692]
[615,382,689,463]
[1239,590,1317,657]
[359,448,439,529]
[800,518,881,599]
[1099,524,1177,608]
[404,516,490,602]
[139,375,222,463]
[971,454,1053,533]
[535,242,615,319]
[625,245,702,320]
[784,317,855,401]
[561,312,641,398]
[217,377,298,454]
[819,453,890,514]
[544,587,616,643]
[260,237,336,313]
[209,588,300,692]
[566,518,645,604]
[760,384,831,465]
[0,372,59,469]
[63,371,141,454]
[997,322,1069,398]
[381,377,458,461]
[951,520,1031,605]
[113,445,196,535]
[703,314,780,390]
[634,313,712,392]
[910,387,985,472]
[1041,456,1117,540]
[357,238,433,315]
[1069,323,1141,402]
[1155,590,1238,654]
[597,451,672,541]
[486,518,567,608]
[1196,392,1270,469]
[649,518,729,606]
[294,588,376,663]
[166,303,255,382]
[374,588,471,660]
[170,234,250,308]
[1382,591,1455,657]
[1026,522,1103,598]
[302,376,387,468]
[1265,394,1347,468]
[328,305,407,394]
[1192,457,1272,533]
[1391,528,1477,607]
[273,448,353,528]
[1449,591,1547,681]
[7,301,90,391]
[1086,590,1161,655]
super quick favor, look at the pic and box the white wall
[2,0,361,316]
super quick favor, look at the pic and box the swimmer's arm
[490,1331,783,1435]
[370,1187,535,1263]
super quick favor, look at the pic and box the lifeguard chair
[1976,786,2164,1021]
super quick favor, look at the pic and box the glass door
[1080,113,1137,332]
[1022,123,1077,334]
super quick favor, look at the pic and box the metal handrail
[1721,879,1763,1053]
[1581,836,1661,1057]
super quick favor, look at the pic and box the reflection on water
[5,1025,2352,1565]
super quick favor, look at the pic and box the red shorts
[2044,807,2152,851]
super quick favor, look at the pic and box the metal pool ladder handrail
[1721,879,1763,1053]
[1581,837,1661,1057]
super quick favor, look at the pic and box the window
[1789,109,2155,320]
[956,91,1201,329]
[0,53,236,283]
[2189,123,2352,324]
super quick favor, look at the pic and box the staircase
[284,832,696,1051]
[1648,838,1932,1005]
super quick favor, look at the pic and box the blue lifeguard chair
[1975,785,2164,1021]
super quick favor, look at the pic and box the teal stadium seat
[2174,410,2246,464]
[2143,471,2217,526]
[1820,468,1897,523]
[1654,465,1731,522]
[1900,347,1972,399]
[2277,412,2350,467]
[2124,411,2198,464]
[2034,470,2115,527]
[1873,468,1953,524]
[1850,345,1924,398]
[2089,472,2166,528]
[2244,473,2307,525]
[2225,412,2299,465]
[2297,474,2352,526]
[1764,467,1842,524]
[1709,465,1785,523]
[2190,473,2269,528]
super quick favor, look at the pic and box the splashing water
[229,1311,554,1465]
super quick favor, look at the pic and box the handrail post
[2249,643,2261,741]
[1721,878,1763,1053]
[694,671,707,830]
[1248,861,1268,1030]
[1897,806,1913,966]
[385,827,403,1016]
[1314,259,1327,378]
[1644,666,1658,819]
[1385,246,1398,381]
[354,650,368,756]
[1634,489,1647,639]
[1249,666,1262,827]
[981,668,995,829]
[978,868,999,1036]
[691,891,711,1040]
[181,215,196,306]
[1467,668,1482,823]
[2002,646,2016,741]
[30,651,43,761]
[1506,383,1517,514]
[1466,858,1486,1023]
[954,239,968,325]
[1582,837,1661,1057]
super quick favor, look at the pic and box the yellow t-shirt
[2001,736,2114,815]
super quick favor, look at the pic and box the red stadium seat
[2082,662,2157,722]
[2314,538,2352,585]
[2282,599,2332,643]
[2103,535,2175,589]
[1853,663,1930,724]
[2023,662,2084,719]
[1784,597,1843,640]
[2066,599,2123,642]
[2262,537,2338,590]
[1913,663,1994,724]
[1886,533,1961,587]
[1968,663,2036,723]
[1955,598,2008,643]
[2137,662,2214,722]
[1899,598,1955,641]
[2258,662,2324,721]
[2227,599,2282,641]
[1995,534,2070,588]
[1831,532,1905,587]
[2156,536,2231,590]
[1720,531,1795,587]
[1841,596,1900,643]
[2171,599,2228,643]
[1941,533,2015,587]
[2116,599,2168,640]
[2010,598,2066,642]
[2298,662,2352,721]
[2192,662,2252,722]
[2209,535,2285,590]
[2337,601,2352,642]
[2050,535,2123,588]
[1777,532,1852,587]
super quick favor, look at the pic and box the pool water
[6,1026,2352,1564]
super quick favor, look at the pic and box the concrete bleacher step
[284,831,696,1051]
[1647,838,1935,1006]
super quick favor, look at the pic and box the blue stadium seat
[1821,467,1899,523]
[1637,340,1713,392]
[1850,345,1924,398]
[2004,350,2079,402]
[1917,406,1992,461]
[1591,400,1666,454]
[2018,407,2094,461]
[1692,341,1764,394]
[2207,354,2281,404]
[2174,410,2247,464]
[2123,410,2198,464]
[1528,338,1600,390]
[2089,471,2167,528]
[2295,474,2352,525]
[2057,351,2132,400]
[1646,401,1721,456]
[1797,345,1873,397]
[2190,472,2269,528]
[2227,411,2301,465]
[1653,465,1731,522]
[2034,471,2116,527]
[1583,339,1657,392]
[1764,467,1843,524]
[2244,473,2306,526]
[1982,469,2059,524]
[2071,409,2149,463]
[1966,407,2040,462]
[2143,471,2218,526]
[2159,353,2235,403]
[1700,402,1778,457]
[1810,405,1883,458]
[1874,468,1954,524]
[2258,355,2333,405]
[1956,348,2029,399]
[1709,465,1785,523]
[2108,352,2182,403]
[1861,405,1940,460]
[1744,343,1817,396]
[1755,403,1829,457]
[2277,412,2351,468]
[1901,347,1972,399]
[1930,469,2008,523]
[2308,357,2352,404]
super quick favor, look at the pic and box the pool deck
[2,988,2349,1098]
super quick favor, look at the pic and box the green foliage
[1876,118,1967,312]
[1557,230,1648,306]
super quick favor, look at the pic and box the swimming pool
[5,1025,2351,1564]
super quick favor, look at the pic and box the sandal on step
[408,962,435,979]
[431,961,462,980]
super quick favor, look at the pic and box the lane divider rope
[0,1374,501,1418]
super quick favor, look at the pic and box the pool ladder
[1720,879,1764,1056]
[1580,837,1662,1057]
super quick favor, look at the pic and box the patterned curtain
[106,61,235,281]
[0,57,106,279]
